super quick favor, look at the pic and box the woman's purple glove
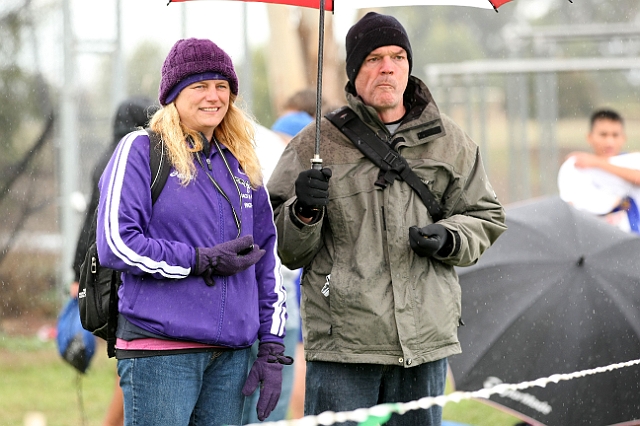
[241,342,294,421]
[194,235,265,286]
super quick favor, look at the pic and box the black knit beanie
[345,12,413,88]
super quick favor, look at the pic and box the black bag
[325,106,444,222]
[78,129,170,357]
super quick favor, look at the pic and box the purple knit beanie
[345,12,413,88]
[159,38,239,105]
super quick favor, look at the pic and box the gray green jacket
[268,76,506,367]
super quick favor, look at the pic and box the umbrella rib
[458,259,563,276]
[592,269,640,334]
[509,216,629,262]
[458,264,570,381]
[589,235,640,259]
[507,220,577,259]
[566,206,640,257]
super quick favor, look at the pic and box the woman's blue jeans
[117,348,250,426]
[304,358,448,426]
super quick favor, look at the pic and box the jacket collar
[191,132,230,158]
[345,75,446,146]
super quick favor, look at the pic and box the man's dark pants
[304,358,447,426]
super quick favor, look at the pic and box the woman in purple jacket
[97,38,291,426]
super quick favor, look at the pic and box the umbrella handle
[308,0,324,213]
[311,156,322,171]
[309,156,323,213]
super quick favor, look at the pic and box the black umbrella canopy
[450,196,640,426]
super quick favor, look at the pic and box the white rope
[247,358,640,426]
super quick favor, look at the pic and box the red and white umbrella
[170,0,517,12]
[168,0,572,166]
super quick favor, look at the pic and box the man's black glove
[294,168,332,217]
[409,224,454,257]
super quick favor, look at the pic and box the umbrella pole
[311,0,325,171]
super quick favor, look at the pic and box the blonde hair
[148,95,262,188]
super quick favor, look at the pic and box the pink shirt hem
[116,338,222,351]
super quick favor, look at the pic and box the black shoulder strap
[91,129,169,242]
[146,128,171,205]
[325,106,444,222]
[106,270,119,358]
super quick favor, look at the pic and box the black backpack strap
[105,271,119,358]
[146,128,171,205]
[326,107,444,222]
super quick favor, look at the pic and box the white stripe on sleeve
[262,187,287,337]
[103,130,190,279]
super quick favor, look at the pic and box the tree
[0,5,49,168]
[248,47,276,127]
[265,5,345,116]
[0,2,58,322]
[0,2,56,241]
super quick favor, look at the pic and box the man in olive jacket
[268,12,506,426]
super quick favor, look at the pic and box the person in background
[268,12,506,426]
[271,88,316,143]
[71,96,157,298]
[569,109,640,184]
[562,108,640,232]
[70,96,157,426]
[243,90,314,424]
[96,38,291,426]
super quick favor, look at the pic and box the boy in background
[560,108,640,232]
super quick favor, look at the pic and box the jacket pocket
[413,262,461,346]
[301,242,334,344]
[329,273,400,350]
[405,160,449,201]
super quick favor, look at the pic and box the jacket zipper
[196,146,242,238]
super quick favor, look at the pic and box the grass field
[0,333,115,426]
[0,331,524,426]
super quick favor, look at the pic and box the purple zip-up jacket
[97,129,286,347]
